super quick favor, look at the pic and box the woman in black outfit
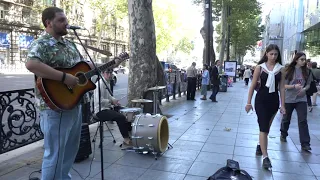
[245,44,286,169]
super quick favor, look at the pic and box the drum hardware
[119,107,143,122]
[131,99,153,103]
[131,136,143,139]
[147,86,166,115]
[91,115,116,148]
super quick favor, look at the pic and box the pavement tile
[183,175,207,180]
[71,159,111,178]
[195,151,233,165]
[0,166,39,180]
[163,148,200,161]
[149,157,193,174]
[242,168,273,180]
[201,143,235,155]
[210,130,237,138]
[271,160,314,175]
[137,169,185,180]
[92,164,147,180]
[309,163,320,176]
[187,161,223,177]
[179,134,209,143]
[114,152,156,168]
[172,140,205,151]
[206,136,236,146]
[272,172,317,180]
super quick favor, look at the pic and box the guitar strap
[69,40,85,62]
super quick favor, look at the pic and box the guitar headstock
[116,52,130,63]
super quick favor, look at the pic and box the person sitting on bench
[93,69,132,146]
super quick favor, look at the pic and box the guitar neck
[85,59,116,79]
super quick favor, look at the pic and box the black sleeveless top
[255,68,282,103]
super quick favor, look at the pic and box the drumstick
[117,95,127,100]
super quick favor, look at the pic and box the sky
[259,0,288,21]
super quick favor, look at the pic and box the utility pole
[205,0,212,66]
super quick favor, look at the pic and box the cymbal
[147,86,166,91]
[131,99,153,103]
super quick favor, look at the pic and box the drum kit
[117,87,172,160]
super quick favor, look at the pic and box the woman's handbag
[306,71,318,96]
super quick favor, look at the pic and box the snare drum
[131,114,169,153]
[119,108,142,122]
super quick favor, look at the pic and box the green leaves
[153,0,196,55]
[193,0,263,60]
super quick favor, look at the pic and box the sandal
[123,140,133,147]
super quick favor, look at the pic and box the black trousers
[187,77,197,100]
[244,78,249,85]
[96,109,132,138]
[209,85,219,101]
[306,95,312,106]
[280,102,311,146]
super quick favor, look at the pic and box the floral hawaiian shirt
[27,31,88,110]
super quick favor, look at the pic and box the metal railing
[0,88,42,154]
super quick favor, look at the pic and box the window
[0,6,8,20]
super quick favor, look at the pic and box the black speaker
[75,123,92,162]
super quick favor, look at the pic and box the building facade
[0,0,129,69]
[264,0,320,65]
[301,0,320,64]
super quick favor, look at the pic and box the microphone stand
[72,29,113,180]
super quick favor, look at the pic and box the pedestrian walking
[245,44,286,169]
[280,52,312,152]
[200,64,210,100]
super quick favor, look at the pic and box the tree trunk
[219,0,227,71]
[201,1,216,67]
[127,0,158,109]
[94,16,106,61]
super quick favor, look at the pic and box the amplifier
[75,123,92,162]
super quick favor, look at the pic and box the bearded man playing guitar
[25,6,125,180]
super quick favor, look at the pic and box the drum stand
[91,118,116,148]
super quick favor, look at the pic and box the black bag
[306,71,318,96]
[207,159,252,180]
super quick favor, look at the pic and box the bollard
[159,91,162,105]
[173,72,176,100]
[166,72,170,102]
[178,82,181,97]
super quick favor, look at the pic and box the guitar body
[36,61,96,111]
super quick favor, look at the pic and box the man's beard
[53,25,68,36]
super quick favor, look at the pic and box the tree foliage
[153,0,194,55]
[193,0,263,61]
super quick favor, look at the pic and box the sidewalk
[1,81,320,180]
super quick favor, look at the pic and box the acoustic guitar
[36,52,129,111]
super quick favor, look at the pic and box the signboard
[0,32,10,48]
[224,61,237,77]
[19,35,34,49]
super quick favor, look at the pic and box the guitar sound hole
[76,72,87,85]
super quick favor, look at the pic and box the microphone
[66,25,85,30]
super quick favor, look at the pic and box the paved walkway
[1,81,320,180]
